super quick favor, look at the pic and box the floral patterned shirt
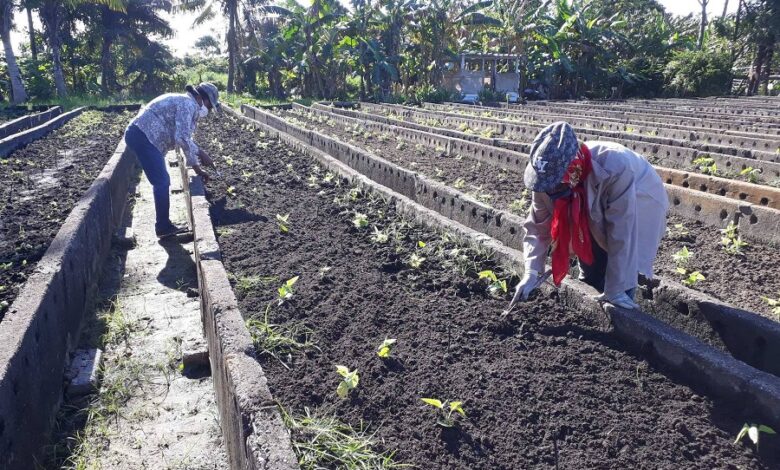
[130,93,201,166]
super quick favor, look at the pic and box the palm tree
[0,0,27,103]
[25,0,125,97]
[178,0,246,93]
[96,0,173,94]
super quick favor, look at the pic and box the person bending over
[124,82,221,238]
[511,121,669,310]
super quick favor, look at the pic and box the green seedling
[349,187,361,201]
[417,240,426,249]
[224,156,235,167]
[226,185,237,197]
[721,221,748,255]
[480,128,495,138]
[377,338,397,359]
[241,170,254,181]
[676,268,705,286]
[396,142,406,151]
[408,253,425,269]
[415,143,425,153]
[276,213,290,233]
[323,172,336,184]
[692,156,717,175]
[478,270,508,297]
[278,276,299,303]
[335,365,359,398]
[453,178,466,189]
[740,167,761,184]
[0,262,11,271]
[370,226,389,244]
[420,398,466,427]
[508,191,529,216]
[671,246,692,266]
[667,223,689,238]
[735,423,776,448]
[761,294,780,318]
[307,174,319,187]
[353,213,369,229]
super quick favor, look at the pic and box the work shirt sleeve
[522,192,553,274]
[602,166,640,298]
[175,103,200,167]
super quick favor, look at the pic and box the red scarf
[550,144,594,286]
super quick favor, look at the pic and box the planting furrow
[0,110,133,321]
[268,106,780,323]
[196,113,778,469]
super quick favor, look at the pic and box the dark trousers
[124,124,171,232]
[578,237,636,298]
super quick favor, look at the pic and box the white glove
[512,269,541,303]
[595,292,639,310]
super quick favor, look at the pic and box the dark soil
[0,110,133,321]
[277,107,780,320]
[198,114,779,469]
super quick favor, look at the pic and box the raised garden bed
[0,110,133,321]
[196,113,779,468]
[269,106,780,321]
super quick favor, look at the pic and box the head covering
[523,122,579,193]
[196,82,222,114]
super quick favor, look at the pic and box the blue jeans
[125,124,172,233]
[578,235,636,299]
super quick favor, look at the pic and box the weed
[353,212,369,229]
[335,366,360,398]
[246,306,314,367]
[276,213,290,233]
[735,423,776,448]
[278,276,300,303]
[396,142,406,151]
[280,407,404,469]
[234,274,276,294]
[226,185,237,197]
[420,398,466,427]
[480,128,495,138]
[740,167,761,184]
[721,221,748,255]
[377,338,397,359]
[371,226,389,244]
[478,270,508,297]
[508,190,530,216]
[241,170,254,181]
[224,156,235,167]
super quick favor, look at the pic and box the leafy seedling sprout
[276,213,290,233]
[335,365,359,398]
[278,276,299,303]
[671,246,692,266]
[420,398,466,427]
[377,338,397,359]
[226,185,237,197]
[740,167,761,184]
[676,268,705,286]
[735,423,776,448]
[370,226,389,244]
[721,221,748,255]
[408,253,425,269]
[478,270,508,297]
[353,213,369,229]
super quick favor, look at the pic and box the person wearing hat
[124,83,221,238]
[511,121,669,310]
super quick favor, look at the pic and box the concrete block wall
[0,141,136,470]
[0,108,85,158]
[176,147,299,470]
[0,107,62,140]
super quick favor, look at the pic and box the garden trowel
[501,269,553,316]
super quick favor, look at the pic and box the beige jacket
[522,141,669,297]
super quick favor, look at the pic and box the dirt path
[48,154,227,469]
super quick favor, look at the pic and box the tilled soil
[198,114,778,469]
[277,107,780,320]
[0,110,133,321]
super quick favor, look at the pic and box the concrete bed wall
[0,107,85,158]
[176,145,299,470]
[0,141,136,469]
[237,104,780,432]
[247,103,780,379]
[0,107,62,140]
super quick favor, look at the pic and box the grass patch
[246,306,315,368]
[280,406,407,469]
